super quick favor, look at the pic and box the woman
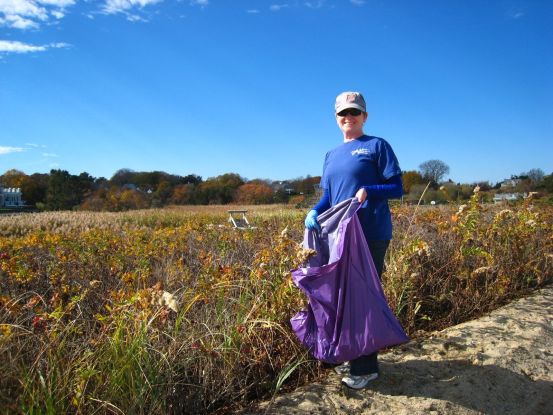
[304,91,403,389]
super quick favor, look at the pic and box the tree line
[1,161,551,211]
[0,168,320,211]
[404,160,552,204]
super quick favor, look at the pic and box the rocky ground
[243,286,553,415]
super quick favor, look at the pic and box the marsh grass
[386,191,553,333]
[1,199,552,413]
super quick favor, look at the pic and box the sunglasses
[337,108,363,117]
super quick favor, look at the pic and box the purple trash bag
[290,198,408,363]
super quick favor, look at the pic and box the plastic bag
[290,198,408,363]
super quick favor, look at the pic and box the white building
[493,192,525,203]
[0,187,24,207]
[500,178,521,189]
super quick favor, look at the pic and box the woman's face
[336,108,368,137]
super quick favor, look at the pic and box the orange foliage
[235,183,274,204]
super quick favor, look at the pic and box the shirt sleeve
[320,152,330,191]
[312,188,331,214]
[362,174,403,200]
[376,139,402,180]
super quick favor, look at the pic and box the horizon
[1,1,552,185]
[1,164,543,187]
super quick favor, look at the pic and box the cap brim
[335,103,366,113]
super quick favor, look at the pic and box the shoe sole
[341,373,379,389]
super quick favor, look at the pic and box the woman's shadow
[343,358,553,415]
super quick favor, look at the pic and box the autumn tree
[110,168,136,186]
[180,174,202,186]
[119,189,149,210]
[1,169,26,187]
[80,188,108,211]
[405,183,426,203]
[151,180,173,207]
[287,176,321,195]
[170,184,196,205]
[273,189,290,204]
[235,182,274,204]
[81,187,149,211]
[1,170,49,206]
[196,173,244,204]
[542,173,553,193]
[439,182,459,202]
[77,172,96,199]
[45,170,94,210]
[402,170,424,193]
[23,173,49,206]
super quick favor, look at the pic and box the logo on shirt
[351,148,370,156]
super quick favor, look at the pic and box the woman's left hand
[355,188,368,204]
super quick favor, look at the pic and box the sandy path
[244,286,553,415]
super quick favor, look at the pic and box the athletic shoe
[341,372,379,389]
[334,362,350,375]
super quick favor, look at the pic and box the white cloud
[270,4,289,12]
[126,13,146,21]
[50,9,64,18]
[39,0,75,6]
[0,39,46,52]
[42,152,59,157]
[0,0,76,29]
[246,9,259,14]
[2,13,39,28]
[190,0,208,6]
[350,0,365,5]
[50,41,69,48]
[102,0,163,15]
[0,146,26,155]
[0,39,70,54]
[305,1,325,8]
[0,0,47,19]
[508,10,525,20]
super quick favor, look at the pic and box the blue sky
[1,0,552,185]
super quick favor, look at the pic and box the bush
[1,199,551,413]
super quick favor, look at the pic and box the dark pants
[349,239,390,376]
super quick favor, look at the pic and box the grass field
[1,192,552,414]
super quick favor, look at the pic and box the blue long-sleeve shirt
[314,135,402,240]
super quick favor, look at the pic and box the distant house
[272,181,295,195]
[0,187,25,207]
[494,178,527,203]
[493,192,524,203]
[272,180,322,196]
[500,178,521,189]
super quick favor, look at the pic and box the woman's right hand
[304,210,321,231]
[355,187,368,204]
